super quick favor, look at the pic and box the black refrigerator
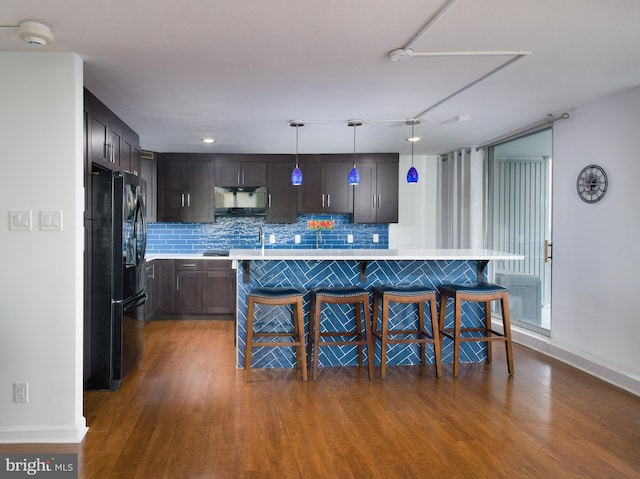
[86,169,147,390]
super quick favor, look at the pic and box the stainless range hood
[214,186,267,217]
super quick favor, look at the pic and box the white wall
[0,53,86,442]
[389,154,438,248]
[525,85,640,394]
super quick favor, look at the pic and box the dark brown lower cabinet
[149,259,235,317]
[202,261,236,314]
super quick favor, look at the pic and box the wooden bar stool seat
[308,286,374,381]
[244,287,307,381]
[438,282,514,377]
[372,285,442,379]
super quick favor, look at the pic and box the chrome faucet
[259,226,265,252]
[315,229,322,249]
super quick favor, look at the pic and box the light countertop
[147,249,524,262]
[228,248,523,261]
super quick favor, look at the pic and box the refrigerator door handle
[119,290,148,311]
[134,194,147,267]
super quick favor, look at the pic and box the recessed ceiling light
[201,138,215,144]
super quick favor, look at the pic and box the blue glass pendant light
[348,120,362,185]
[290,120,304,185]
[406,119,420,184]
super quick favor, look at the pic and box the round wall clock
[576,164,608,203]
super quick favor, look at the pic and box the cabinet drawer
[203,260,232,271]
[175,259,202,271]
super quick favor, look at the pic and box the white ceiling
[2,0,640,157]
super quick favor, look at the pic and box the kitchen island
[228,249,523,370]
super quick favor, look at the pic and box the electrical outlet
[269,234,276,244]
[347,234,354,244]
[373,234,379,243]
[294,234,301,244]
[13,382,28,403]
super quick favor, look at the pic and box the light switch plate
[40,210,63,231]
[347,234,354,243]
[294,234,301,244]
[373,234,379,243]
[9,211,32,231]
[269,234,276,244]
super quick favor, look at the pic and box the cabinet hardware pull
[327,194,331,208]
[377,194,381,208]
[268,194,272,207]
[372,195,376,208]
[181,194,185,207]
[242,171,245,184]
[182,263,197,267]
[322,194,325,208]
[237,171,241,184]
[187,193,191,207]
[176,277,180,291]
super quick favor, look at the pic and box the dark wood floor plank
[1,319,639,478]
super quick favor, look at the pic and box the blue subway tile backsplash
[146,214,388,254]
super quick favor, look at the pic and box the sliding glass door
[487,129,552,334]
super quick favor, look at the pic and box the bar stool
[371,285,442,379]
[308,286,374,381]
[438,282,514,377]
[244,287,307,381]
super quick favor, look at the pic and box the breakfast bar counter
[228,248,522,370]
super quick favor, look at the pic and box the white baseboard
[0,422,88,444]
[505,323,640,397]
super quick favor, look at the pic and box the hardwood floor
[2,319,640,478]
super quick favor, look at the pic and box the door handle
[545,240,552,263]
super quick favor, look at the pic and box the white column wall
[0,52,87,442]
[389,154,438,248]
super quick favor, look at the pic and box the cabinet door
[202,261,236,314]
[131,147,141,177]
[324,161,354,213]
[186,162,214,222]
[375,162,398,223]
[241,161,267,186]
[153,260,175,314]
[158,161,187,222]
[176,271,202,313]
[352,163,377,223]
[297,161,323,212]
[266,161,298,223]
[144,262,155,321]
[121,136,133,174]
[215,162,240,186]
[109,124,122,170]
[90,102,111,169]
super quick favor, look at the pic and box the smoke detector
[18,21,54,46]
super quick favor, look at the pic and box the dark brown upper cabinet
[352,154,399,224]
[215,158,266,187]
[157,154,215,223]
[266,158,298,223]
[297,155,353,214]
[85,89,139,174]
